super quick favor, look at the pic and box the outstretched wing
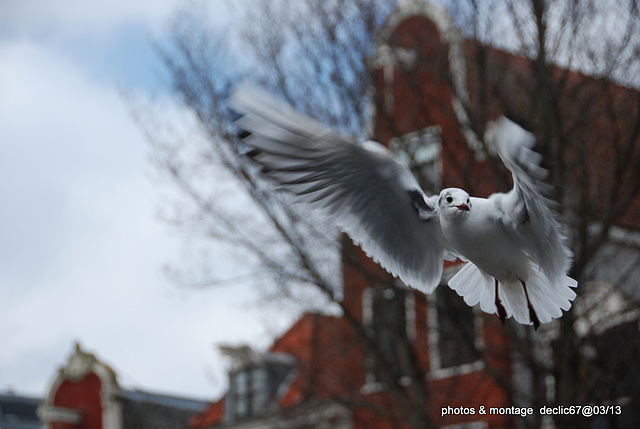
[486,116,573,282]
[230,83,455,293]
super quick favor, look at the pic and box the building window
[371,283,408,359]
[362,283,416,391]
[436,287,480,368]
[582,320,640,428]
[389,125,442,192]
[428,285,482,377]
[229,367,265,420]
[221,347,296,423]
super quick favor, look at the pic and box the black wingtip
[238,129,252,140]
[245,148,260,159]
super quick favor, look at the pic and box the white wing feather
[486,117,573,282]
[230,83,455,293]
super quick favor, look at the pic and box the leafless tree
[449,1,640,427]
[136,0,640,428]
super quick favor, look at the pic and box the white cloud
[0,0,234,45]
[0,0,180,38]
[0,16,296,399]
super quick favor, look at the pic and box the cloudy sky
[0,0,298,400]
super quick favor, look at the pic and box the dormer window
[390,125,442,192]
[229,366,268,420]
[220,346,295,423]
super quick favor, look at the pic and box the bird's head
[438,188,471,215]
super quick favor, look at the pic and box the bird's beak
[456,203,470,211]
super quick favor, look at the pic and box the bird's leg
[520,280,540,330]
[494,279,507,325]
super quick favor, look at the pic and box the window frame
[427,283,485,379]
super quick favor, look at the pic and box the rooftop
[0,393,41,429]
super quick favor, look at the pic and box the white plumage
[230,84,577,328]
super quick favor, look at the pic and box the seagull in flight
[230,84,577,329]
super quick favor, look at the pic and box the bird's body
[440,193,531,283]
[230,84,578,328]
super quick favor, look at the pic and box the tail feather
[500,281,529,323]
[448,262,578,326]
[448,262,496,315]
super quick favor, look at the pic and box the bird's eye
[446,196,453,203]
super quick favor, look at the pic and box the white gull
[230,84,578,328]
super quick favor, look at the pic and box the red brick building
[191,1,640,428]
[191,5,519,428]
[190,258,513,428]
[38,343,206,429]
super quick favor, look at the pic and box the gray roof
[119,389,207,429]
[0,393,41,429]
